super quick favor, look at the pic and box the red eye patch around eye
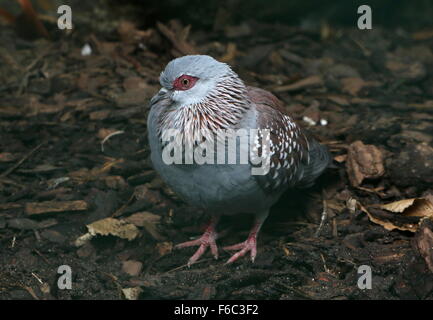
[173,75,199,91]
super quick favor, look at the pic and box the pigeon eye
[173,75,198,91]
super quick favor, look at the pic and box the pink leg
[224,211,268,264]
[175,216,219,266]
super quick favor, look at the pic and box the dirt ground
[1,1,433,300]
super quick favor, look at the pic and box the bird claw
[224,236,257,264]
[175,230,219,266]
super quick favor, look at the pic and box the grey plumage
[160,55,230,89]
[147,55,330,265]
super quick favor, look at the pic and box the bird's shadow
[218,168,339,243]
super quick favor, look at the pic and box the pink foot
[175,225,219,266]
[224,235,258,264]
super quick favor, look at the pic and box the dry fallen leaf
[220,42,238,63]
[124,211,160,226]
[104,175,127,190]
[365,198,433,232]
[346,140,384,187]
[122,287,142,300]
[341,77,381,96]
[87,217,139,241]
[341,77,366,96]
[97,128,118,140]
[122,260,143,276]
[386,59,426,81]
[378,198,433,216]
[117,21,153,44]
[356,186,386,198]
[326,94,350,106]
[334,154,347,163]
[25,200,88,215]
[155,241,173,257]
[69,159,124,183]
[156,21,196,56]
[124,212,164,241]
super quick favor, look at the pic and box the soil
[1,1,433,300]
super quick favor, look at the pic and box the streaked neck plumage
[157,70,250,143]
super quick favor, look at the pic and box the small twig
[33,249,51,265]
[332,218,338,238]
[10,235,16,248]
[112,192,135,217]
[101,130,125,153]
[0,48,21,71]
[0,143,43,178]
[34,230,41,242]
[21,285,40,300]
[270,278,313,299]
[165,258,212,273]
[320,253,330,273]
[17,48,53,95]
[315,190,328,237]
[350,37,371,57]
[0,177,25,188]
[31,272,43,284]
[100,272,123,299]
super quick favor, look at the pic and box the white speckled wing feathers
[247,86,322,193]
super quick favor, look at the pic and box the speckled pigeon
[147,55,330,265]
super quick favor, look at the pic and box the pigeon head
[160,55,235,107]
[157,55,250,137]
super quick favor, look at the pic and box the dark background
[1,0,433,300]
